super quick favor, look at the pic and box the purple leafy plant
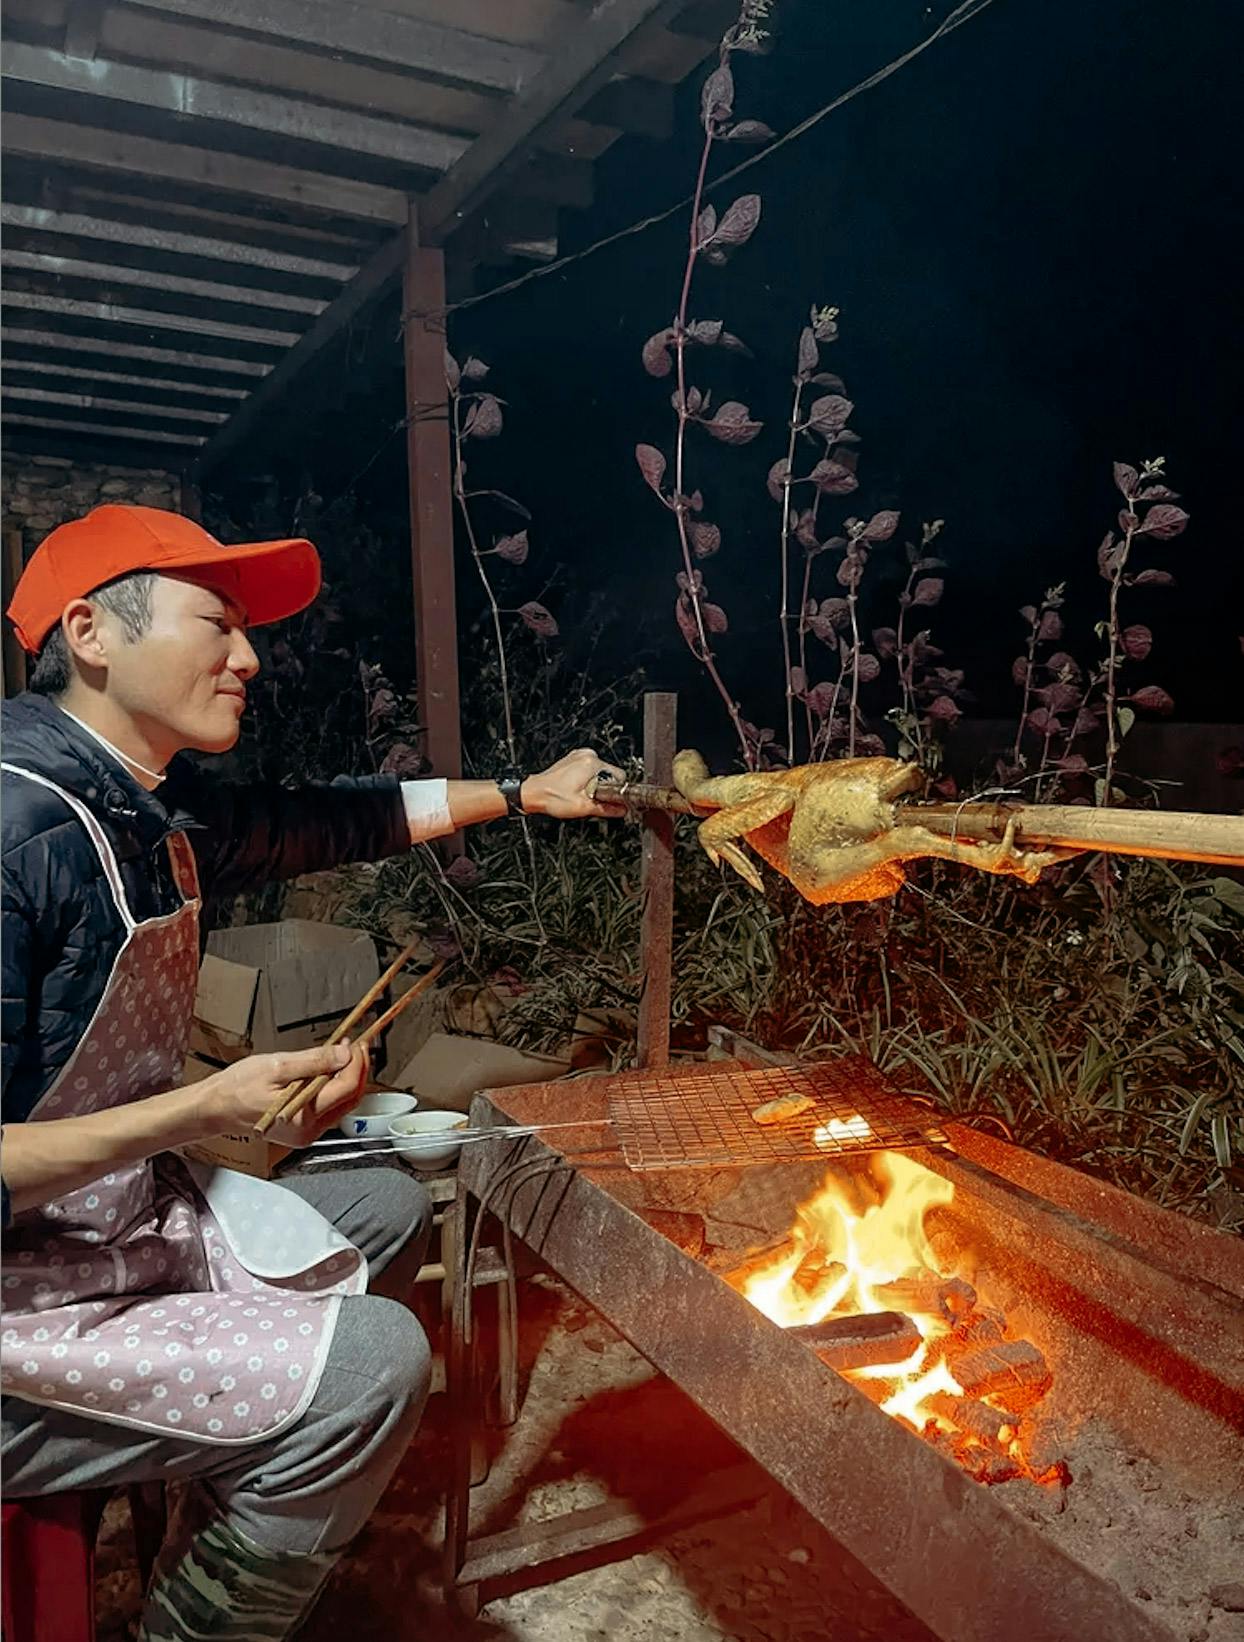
[771,309,951,765]
[879,520,967,783]
[446,350,557,767]
[1006,584,1090,790]
[1092,458,1182,802]
[1008,459,1184,803]
[770,308,901,761]
[636,1,773,768]
[772,303,857,758]
[446,348,553,938]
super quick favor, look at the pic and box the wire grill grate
[607,1058,947,1172]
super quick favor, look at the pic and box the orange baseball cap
[7,504,322,653]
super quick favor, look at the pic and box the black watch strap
[496,775,526,818]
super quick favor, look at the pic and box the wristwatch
[496,774,527,818]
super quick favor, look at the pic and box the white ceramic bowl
[389,1110,469,1170]
[340,1091,417,1138]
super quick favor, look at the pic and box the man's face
[101,574,260,756]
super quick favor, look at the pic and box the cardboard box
[389,1031,571,1113]
[374,969,445,1082]
[183,920,378,1179]
[189,920,380,1063]
[178,1053,292,1179]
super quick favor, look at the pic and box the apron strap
[166,831,202,906]
[2,763,137,933]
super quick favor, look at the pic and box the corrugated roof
[2,0,728,469]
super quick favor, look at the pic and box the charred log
[793,1254,846,1299]
[873,1273,977,1321]
[788,1310,922,1372]
[922,1424,1023,1485]
[721,1237,798,1288]
[948,1339,1052,1410]
[950,1305,1008,1348]
[924,1392,1019,1450]
[1018,1411,1072,1482]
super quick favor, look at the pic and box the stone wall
[2,455,179,561]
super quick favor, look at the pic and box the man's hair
[28,571,158,697]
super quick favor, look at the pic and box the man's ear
[61,599,109,670]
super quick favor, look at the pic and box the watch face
[498,776,524,815]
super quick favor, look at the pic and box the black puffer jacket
[1,693,411,1222]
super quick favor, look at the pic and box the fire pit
[723,1148,1063,1487]
[444,1058,1244,1641]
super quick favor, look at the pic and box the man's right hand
[201,1042,369,1147]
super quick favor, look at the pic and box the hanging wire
[322,0,999,507]
[404,0,999,332]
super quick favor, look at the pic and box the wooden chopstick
[253,938,423,1133]
[253,955,444,1135]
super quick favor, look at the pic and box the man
[0,504,624,1640]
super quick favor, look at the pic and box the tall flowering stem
[636,2,775,769]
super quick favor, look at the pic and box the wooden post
[403,201,461,781]
[637,692,677,1069]
[2,530,27,698]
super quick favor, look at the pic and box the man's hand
[202,1042,370,1147]
[0,1043,369,1216]
[520,748,628,820]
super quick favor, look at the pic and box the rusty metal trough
[444,1062,1244,1641]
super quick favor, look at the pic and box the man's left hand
[521,748,628,820]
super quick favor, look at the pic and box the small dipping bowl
[389,1110,469,1170]
[340,1091,417,1138]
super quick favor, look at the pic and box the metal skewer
[298,1119,614,1165]
[306,1119,610,1148]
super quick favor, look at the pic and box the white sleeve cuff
[400,778,454,842]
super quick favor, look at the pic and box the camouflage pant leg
[138,1488,335,1642]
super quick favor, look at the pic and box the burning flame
[744,1151,952,1325]
[740,1154,967,1431]
[736,1150,1059,1485]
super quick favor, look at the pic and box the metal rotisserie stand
[442,1064,1244,1640]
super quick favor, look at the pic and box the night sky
[218,0,1243,760]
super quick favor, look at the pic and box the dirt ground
[96,1273,1243,1642]
[97,1273,934,1642]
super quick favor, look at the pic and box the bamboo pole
[900,803,1244,868]
[592,779,1244,869]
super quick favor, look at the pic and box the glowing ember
[880,1356,963,1429]
[814,1113,872,1147]
[732,1151,1063,1487]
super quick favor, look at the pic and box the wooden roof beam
[63,0,106,61]
[579,75,673,140]
[2,289,299,348]
[121,0,544,96]
[3,385,228,425]
[196,0,682,474]
[0,324,271,378]
[1,203,358,282]
[3,357,249,399]
[2,412,205,447]
[2,43,471,172]
[2,250,328,315]
[418,0,682,241]
[2,113,410,227]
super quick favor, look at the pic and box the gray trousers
[1,1167,433,1555]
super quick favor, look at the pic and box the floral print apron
[0,765,366,1446]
